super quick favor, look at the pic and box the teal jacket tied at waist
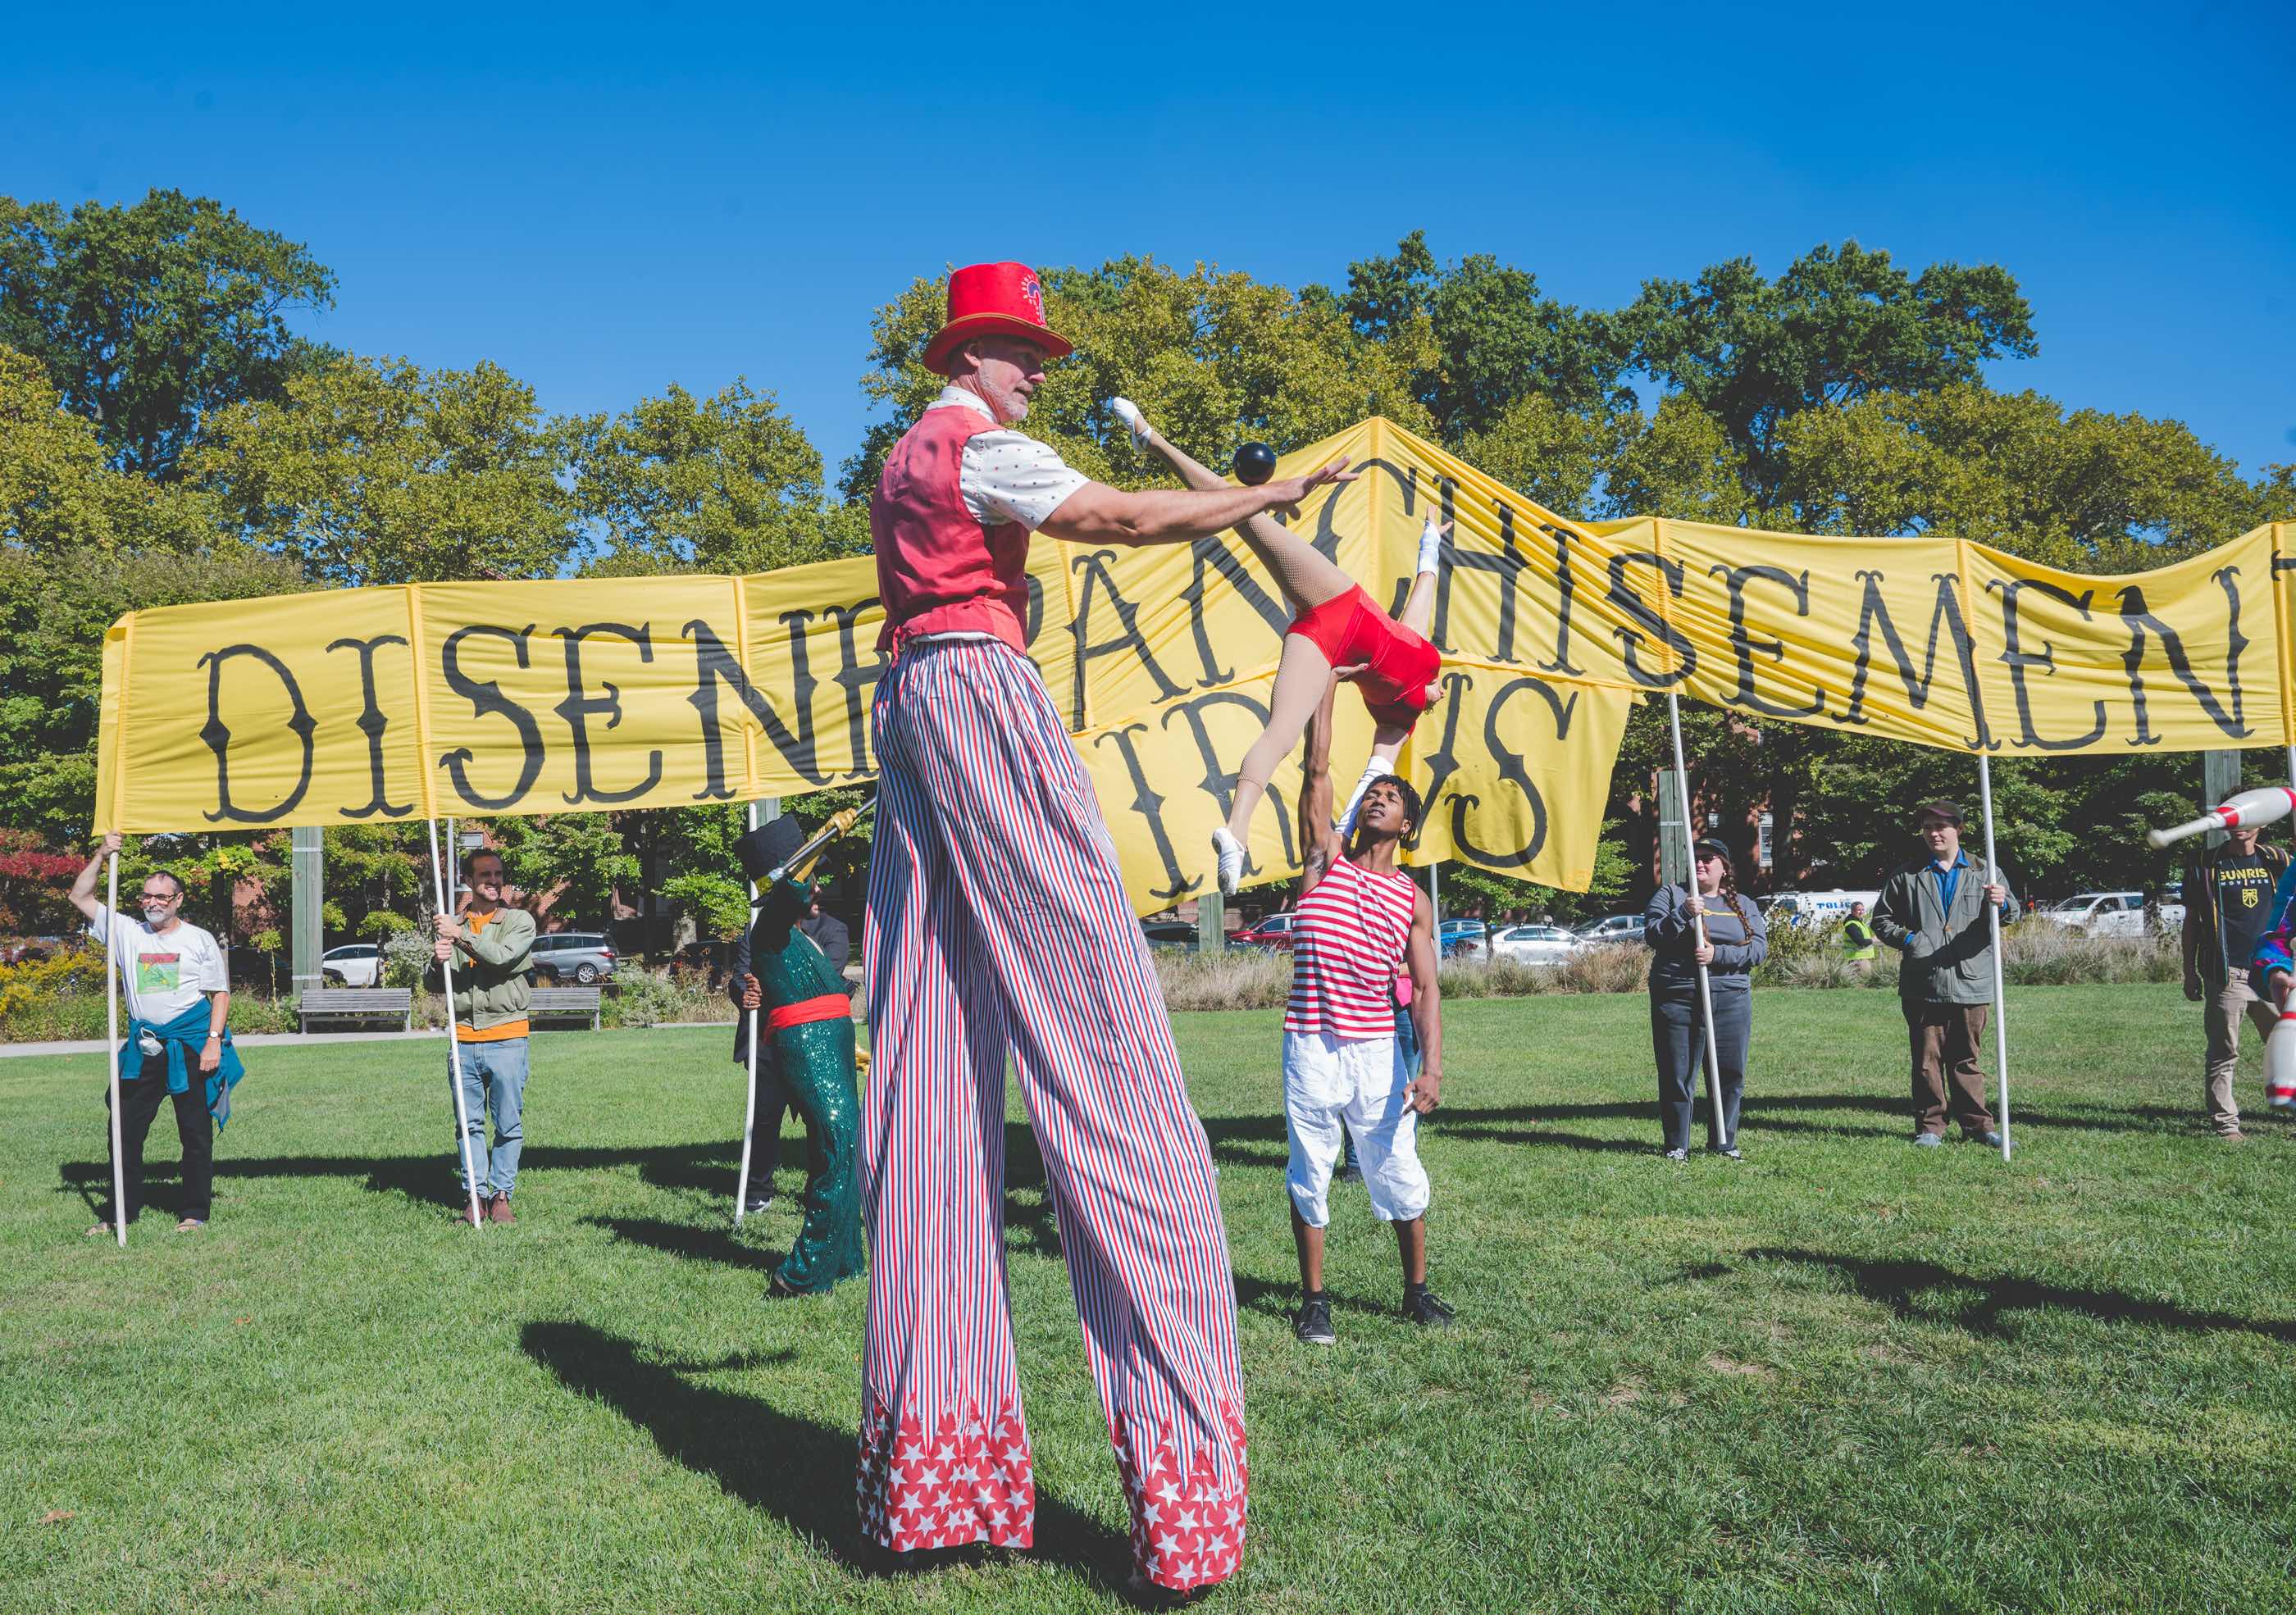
[119,999,246,1129]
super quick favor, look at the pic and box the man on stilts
[859,261,1353,1593]
[731,812,866,1295]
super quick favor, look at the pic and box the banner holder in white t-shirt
[103,850,127,1249]
[426,819,487,1230]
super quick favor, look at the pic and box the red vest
[870,405,1031,655]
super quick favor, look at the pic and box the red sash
[767,993,852,1032]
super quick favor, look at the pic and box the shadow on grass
[588,1214,781,1272]
[1737,1248,2296,1343]
[520,1322,1129,1590]
[1200,1107,1652,1163]
[57,1139,790,1216]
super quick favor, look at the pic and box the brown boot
[487,1194,515,1224]
[451,1196,482,1226]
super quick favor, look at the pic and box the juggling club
[2146,787,2296,848]
[2269,1008,2296,1112]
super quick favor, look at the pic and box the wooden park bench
[298,987,413,1033]
[528,985,604,1030]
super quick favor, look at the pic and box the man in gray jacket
[1871,801,2015,1148]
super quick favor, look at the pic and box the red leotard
[1287,586,1441,729]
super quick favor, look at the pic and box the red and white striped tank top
[1283,856,1419,1038]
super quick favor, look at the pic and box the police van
[1757,889,1881,929]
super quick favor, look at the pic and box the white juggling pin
[2146,786,2296,848]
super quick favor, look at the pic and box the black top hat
[735,815,805,887]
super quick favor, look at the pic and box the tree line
[3,190,2292,956]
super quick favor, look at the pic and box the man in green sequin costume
[731,813,866,1296]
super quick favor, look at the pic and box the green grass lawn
[5,985,2295,1613]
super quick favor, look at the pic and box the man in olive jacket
[431,848,537,1224]
[1871,801,2015,1147]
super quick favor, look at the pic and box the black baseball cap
[1692,838,1732,862]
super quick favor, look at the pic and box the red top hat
[922,262,1073,376]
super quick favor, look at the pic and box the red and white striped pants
[860,639,1246,1591]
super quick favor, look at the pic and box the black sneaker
[1334,1162,1364,1185]
[1403,1286,1456,1328]
[743,1194,774,1216]
[1292,1294,1336,1346]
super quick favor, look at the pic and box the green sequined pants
[771,1016,867,1294]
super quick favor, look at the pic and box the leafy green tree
[0,189,336,480]
[190,354,582,585]
[1773,384,2296,565]
[1623,242,2036,507]
[0,346,220,552]
[1338,230,1629,434]
[1601,397,1753,525]
[571,379,867,575]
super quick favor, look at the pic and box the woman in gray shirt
[1643,838,1770,1160]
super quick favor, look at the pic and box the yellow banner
[98,417,2280,908]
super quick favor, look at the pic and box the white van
[1759,889,1880,929]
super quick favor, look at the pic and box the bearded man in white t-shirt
[71,830,241,1236]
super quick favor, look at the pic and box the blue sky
[9,2,2294,485]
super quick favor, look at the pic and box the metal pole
[105,852,126,1248]
[1665,695,1731,1149]
[426,819,486,1227]
[1429,858,1441,934]
[1977,756,2012,1162]
[734,799,761,1225]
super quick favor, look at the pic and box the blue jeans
[449,1037,528,1198]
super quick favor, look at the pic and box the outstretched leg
[1214,631,1335,889]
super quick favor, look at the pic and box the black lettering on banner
[1987,577,2105,752]
[1537,523,1584,676]
[1711,562,1825,721]
[197,644,316,824]
[439,623,547,810]
[1023,574,1044,647]
[554,621,666,805]
[1434,502,1526,662]
[1181,537,1290,688]
[682,616,827,798]
[822,600,886,779]
[325,633,413,819]
[1068,549,1187,728]
[1159,691,1297,876]
[1447,675,1577,868]
[2114,572,2252,745]
[1413,670,1478,835]
[1605,552,1696,688]
[1832,571,1992,749]
[1089,722,1196,903]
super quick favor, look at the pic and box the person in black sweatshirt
[1643,839,1770,1160]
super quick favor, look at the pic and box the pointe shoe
[1110,396,1151,453]
[1210,828,1245,896]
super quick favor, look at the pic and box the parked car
[531,931,617,983]
[1437,919,1487,944]
[1229,913,1301,952]
[1571,913,1646,945]
[2040,890,2180,937]
[1141,921,1199,953]
[1487,924,1581,966]
[319,942,385,988]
